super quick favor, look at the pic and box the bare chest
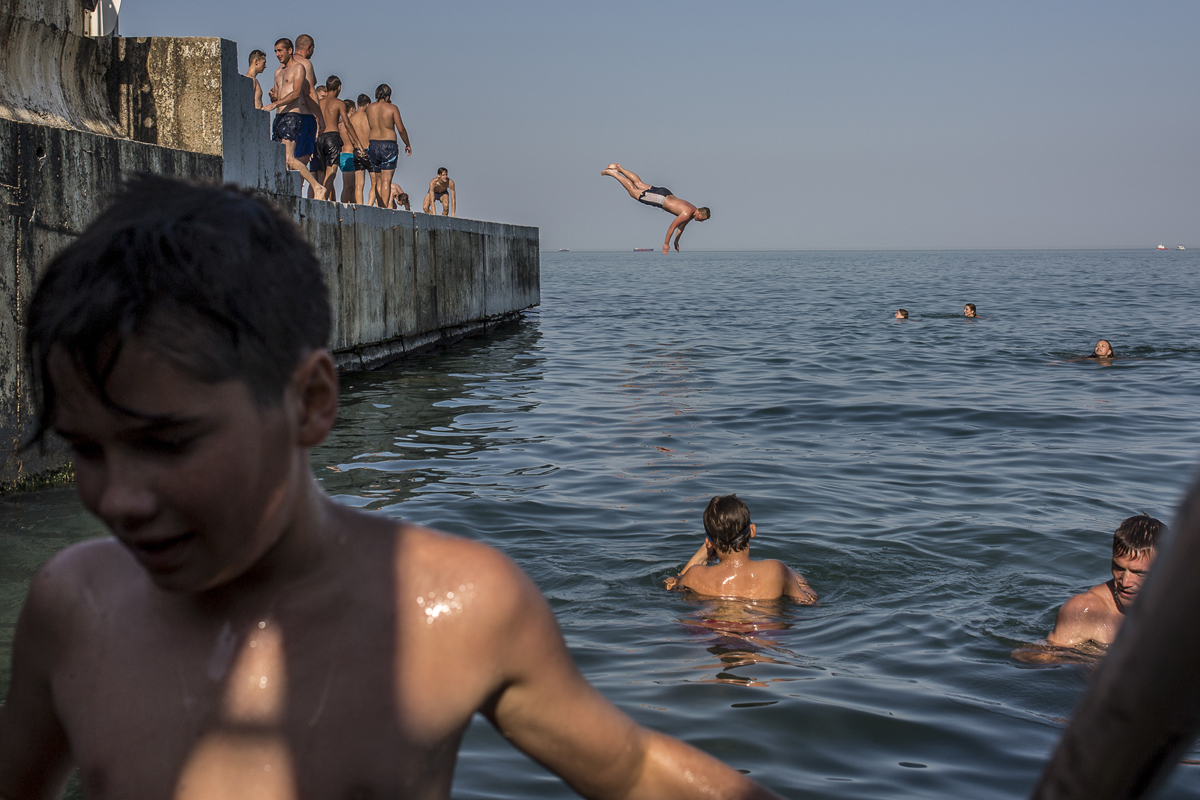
[54,602,481,798]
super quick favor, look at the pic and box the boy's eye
[140,436,196,455]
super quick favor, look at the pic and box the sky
[123,1,1199,250]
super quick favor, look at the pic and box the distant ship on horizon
[558,248,570,252]
[1156,244,1168,250]
[1178,245,1187,250]
[633,248,652,252]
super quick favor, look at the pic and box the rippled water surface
[4,250,1200,798]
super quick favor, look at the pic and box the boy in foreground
[665,495,817,602]
[0,176,781,800]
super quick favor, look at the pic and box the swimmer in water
[664,495,817,602]
[964,303,977,317]
[0,176,784,800]
[1089,339,1114,358]
[895,308,909,319]
[1045,515,1164,649]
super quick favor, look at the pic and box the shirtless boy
[389,183,411,211]
[244,49,266,109]
[264,37,326,200]
[1046,514,1163,648]
[0,176,780,800]
[312,76,364,202]
[964,303,977,318]
[366,83,412,208]
[601,163,710,254]
[664,495,817,602]
[422,167,455,216]
[348,93,373,205]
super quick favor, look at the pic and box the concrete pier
[0,1,540,487]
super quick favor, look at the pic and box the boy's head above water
[703,494,754,553]
[26,174,338,593]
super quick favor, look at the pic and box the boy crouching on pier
[0,176,781,800]
[665,495,817,602]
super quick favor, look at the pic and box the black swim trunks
[311,131,343,172]
[368,140,400,173]
[271,113,318,159]
[353,151,370,171]
[637,186,672,209]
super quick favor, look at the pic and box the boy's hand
[663,576,679,590]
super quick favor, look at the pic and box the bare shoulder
[1048,583,1119,646]
[18,538,136,644]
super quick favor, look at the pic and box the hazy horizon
[123,1,1199,251]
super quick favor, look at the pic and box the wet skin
[1046,550,1156,648]
[0,339,780,799]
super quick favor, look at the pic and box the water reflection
[315,317,545,510]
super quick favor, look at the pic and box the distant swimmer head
[1090,339,1114,358]
[375,83,392,102]
[695,207,711,221]
[964,303,976,317]
[703,495,755,554]
[895,308,909,319]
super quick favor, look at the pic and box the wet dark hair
[274,38,293,51]
[896,308,909,318]
[25,174,331,442]
[325,75,341,94]
[357,93,371,108]
[437,167,448,175]
[1088,339,1114,358]
[965,303,976,314]
[697,207,711,220]
[1113,514,1164,559]
[703,495,752,553]
[248,49,266,64]
[343,99,355,113]
[375,83,392,101]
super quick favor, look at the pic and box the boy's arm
[665,541,712,590]
[1046,593,1098,648]
[449,181,456,217]
[485,557,782,799]
[0,565,74,799]
[393,108,411,154]
[784,566,817,604]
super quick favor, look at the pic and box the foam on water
[3,250,1199,798]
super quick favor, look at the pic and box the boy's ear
[289,348,339,448]
[749,523,757,539]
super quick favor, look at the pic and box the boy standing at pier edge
[0,176,780,800]
[365,83,412,208]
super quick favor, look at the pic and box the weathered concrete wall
[0,15,539,487]
[290,203,540,369]
[0,0,121,136]
[0,115,223,485]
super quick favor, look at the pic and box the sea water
[2,250,1199,798]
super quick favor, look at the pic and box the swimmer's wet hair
[25,174,331,443]
[965,303,976,313]
[357,93,371,107]
[897,308,909,318]
[325,75,341,93]
[697,207,711,220]
[1113,514,1164,559]
[703,495,752,553]
[375,83,391,101]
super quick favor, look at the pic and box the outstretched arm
[664,214,690,253]
[449,181,456,217]
[487,556,781,799]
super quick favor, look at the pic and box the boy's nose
[94,457,158,530]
